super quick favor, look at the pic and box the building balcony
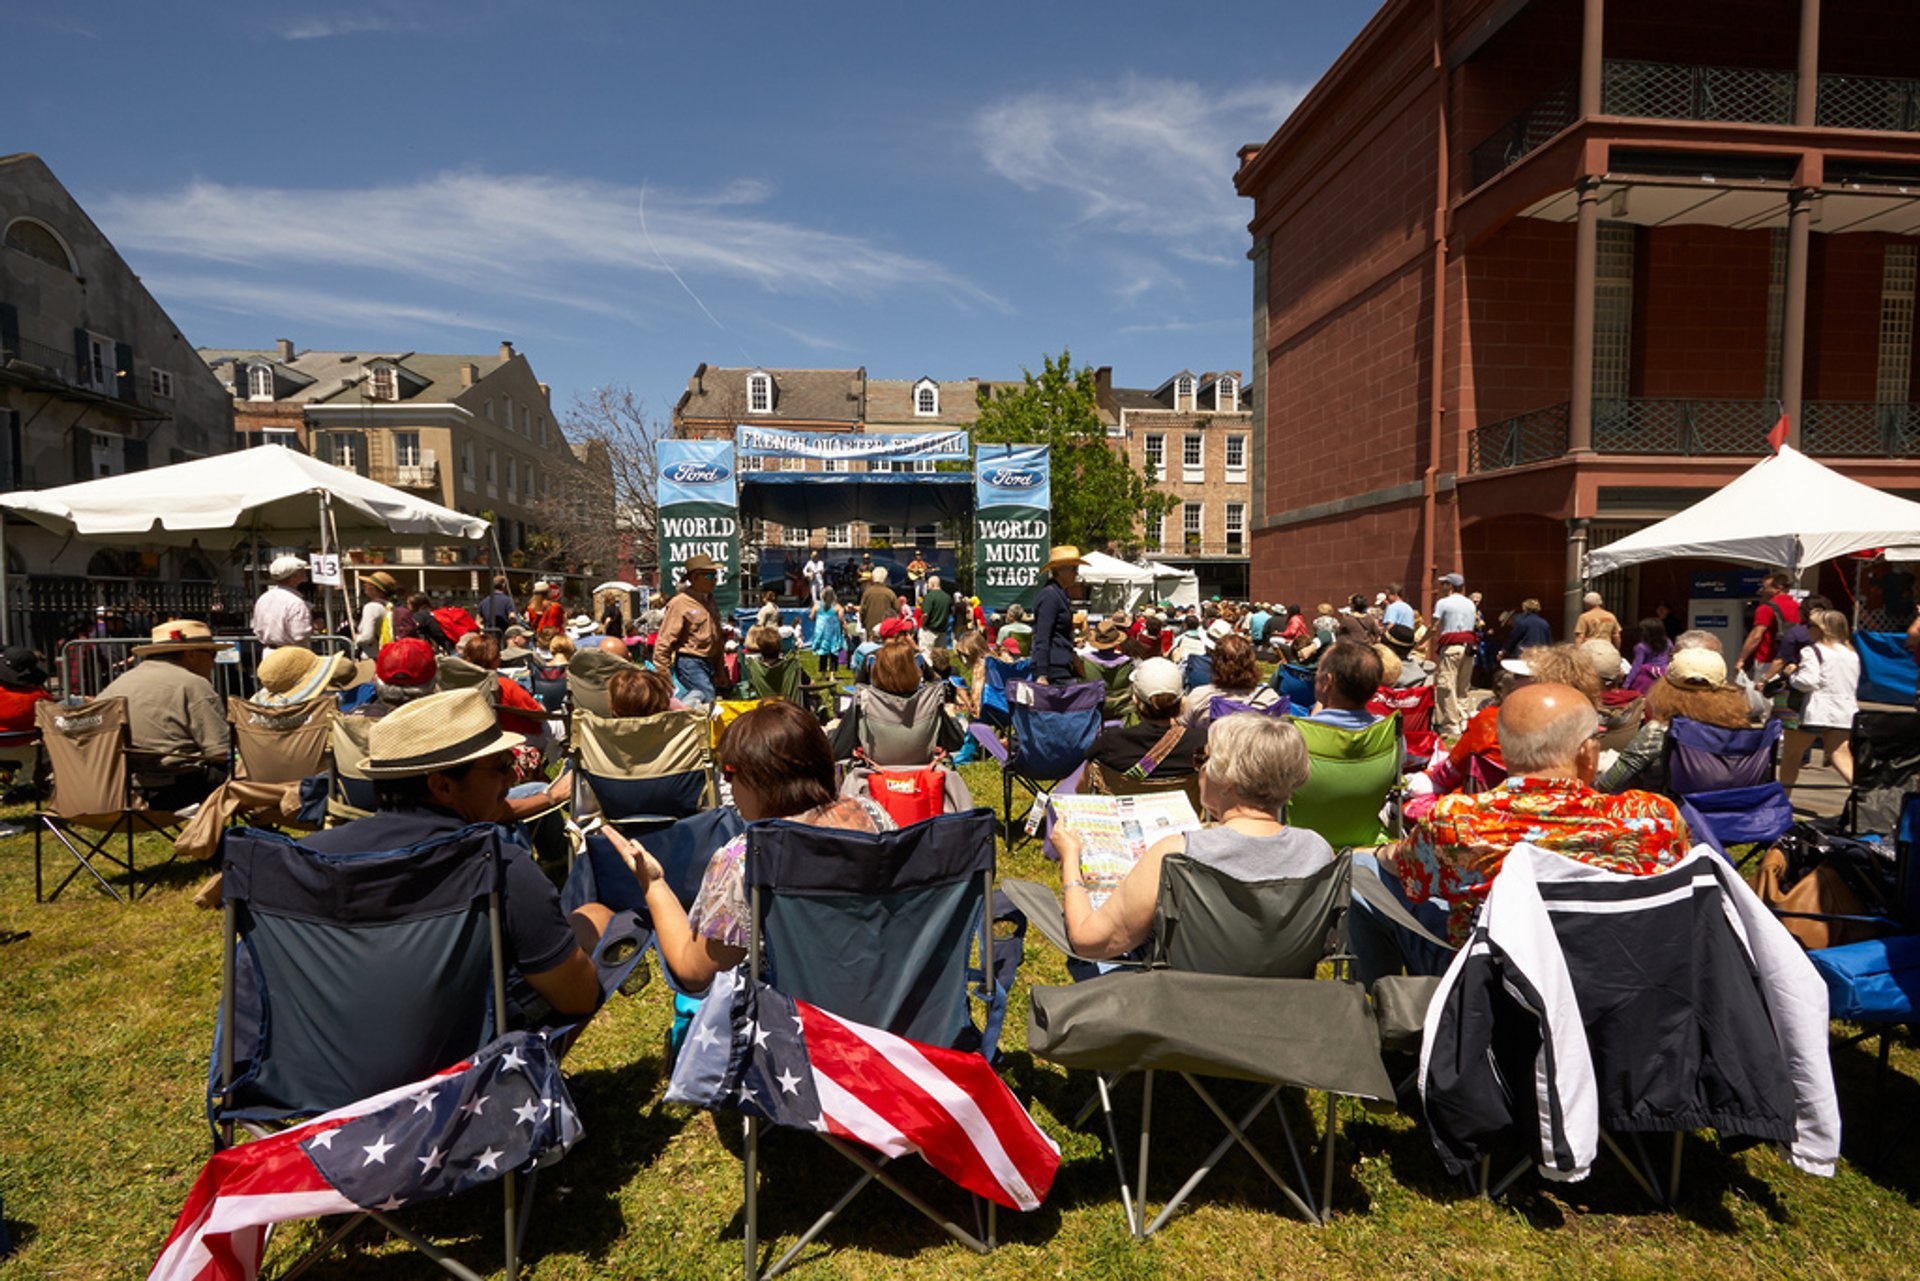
[1468,399,1920,473]
[374,459,440,490]
[0,338,168,419]
[1144,539,1248,560]
[1470,61,1920,187]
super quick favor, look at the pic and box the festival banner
[657,438,741,616]
[974,444,1050,614]
[736,426,971,462]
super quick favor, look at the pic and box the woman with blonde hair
[1781,608,1860,789]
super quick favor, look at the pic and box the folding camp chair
[1008,853,1391,1235]
[33,697,180,903]
[1287,714,1403,848]
[436,653,497,695]
[1000,678,1105,847]
[571,706,715,839]
[745,655,807,705]
[1368,685,1436,763]
[979,655,1032,730]
[1271,662,1318,708]
[566,647,633,718]
[528,663,569,716]
[326,714,379,823]
[1844,709,1920,836]
[1664,716,1791,854]
[1181,653,1212,693]
[741,809,1005,1278]
[1205,693,1293,722]
[1084,653,1135,723]
[209,822,647,1279]
[835,682,949,766]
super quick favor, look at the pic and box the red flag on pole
[1767,412,1791,453]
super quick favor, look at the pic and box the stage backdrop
[657,439,741,616]
[974,444,1050,614]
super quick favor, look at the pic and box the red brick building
[1235,0,1920,630]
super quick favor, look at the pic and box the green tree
[972,350,1175,555]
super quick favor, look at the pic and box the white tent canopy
[1141,561,1202,608]
[1585,445,1920,576]
[1076,551,1158,612]
[0,443,488,547]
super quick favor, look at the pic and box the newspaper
[1049,791,1203,908]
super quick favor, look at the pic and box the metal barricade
[57,633,356,702]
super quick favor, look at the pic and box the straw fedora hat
[361,688,526,778]
[256,646,356,703]
[132,619,233,656]
[1041,545,1084,574]
[1090,618,1125,649]
[361,570,400,595]
[682,554,720,576]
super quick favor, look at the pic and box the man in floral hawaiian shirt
[1353,682,1692,976]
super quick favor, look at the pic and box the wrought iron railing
[1818,73,1920,133]
[1469,399,1920,471]
[1603,60,1796,126]
[1,337,85,388]
[1468,403,1571,471]
[1470,80,1576,187]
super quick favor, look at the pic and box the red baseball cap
[376,637,437,687]
[876,616,915,640]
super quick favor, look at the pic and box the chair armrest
[999,877,1122,968]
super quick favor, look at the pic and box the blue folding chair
[1000,678,1104,847]
[529,663,570,716]
[1271,662,1318,708]
[1678,784,1796,864]
[741,809,1004,1276]
[1667,717,1791,858]
[980,654,1033,729]
[570,706,716,841]
[210,823,647,1278]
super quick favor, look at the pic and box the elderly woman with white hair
[1052,713,1334,960]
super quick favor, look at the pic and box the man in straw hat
[303,688,614,1018]
[657,552,724,707]
[252,554,313,652]
[1033,545,1083,684]
[353,569,401,658]
[99,619,234,809]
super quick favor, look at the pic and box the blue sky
[15,1,1368,422]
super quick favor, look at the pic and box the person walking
[1780,608,1861,791]
[656,554,725,707]
[1428,572,1478,739]
[810,587,848,674]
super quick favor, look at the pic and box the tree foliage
[972,349,1175,555]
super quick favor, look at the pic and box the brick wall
[1634,226,1773,399]
[1461,219,1575,423]
[1249,497,1435,610]
[1460,513,1567,618]
[1809,234,1894,403]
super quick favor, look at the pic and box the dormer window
[1175,375,1194,411]
[747,371,773,414]
[367,365,398,401]
[247,365,275,401]
[1215,375,1237,412]
[913,378,939,417]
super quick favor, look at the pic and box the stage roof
[737,473,971,529]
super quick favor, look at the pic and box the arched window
[746,371,773,414]
[3,217,74,273]
[913,379,939,417]
[1174,374,1194,410]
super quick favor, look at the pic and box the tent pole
[317,492,335,642]
[0,516,11,648]
[332,503,359,632]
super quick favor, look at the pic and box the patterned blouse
[686,797,897,948]
[1394,775,1692,945]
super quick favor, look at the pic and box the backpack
[843,748,960,826]
[432,606,481,647]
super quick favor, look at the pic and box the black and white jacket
[1418,845,1839,1182]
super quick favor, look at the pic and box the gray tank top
[1182,824,1334,883]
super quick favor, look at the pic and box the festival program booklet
[1048,792,1203,908]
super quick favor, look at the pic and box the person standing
[1738,571,1802,681]
[1572,591,1623,648]
[858,567,898,640]
[906,548,932,604]
[1033,545,1083,685]
[919,574,953,652]
[810,587,848,674]
[1383,584,1416,631]
[1428,572,1478,739]
[251,555,313,652]
[525,581,566,635]
[1780,609,1862,792]
[1500,598,1553,658]
[477,575,518,637]
[802,547,827,606]
[656,554,724,707]
[353,570,399,658]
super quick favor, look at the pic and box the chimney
[538,382,550,402]
[498,340,515,364]
[1094,365,1113,401]
[460,362,479,388]
[275,338,295,362]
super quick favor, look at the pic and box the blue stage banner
[735,426,970,462]
[658,439,740,615]
[974,444,1050,613]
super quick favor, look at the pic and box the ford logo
[985,467,1041,489]
[664,461,730,484]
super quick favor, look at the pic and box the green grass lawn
[5,767,1920,1279]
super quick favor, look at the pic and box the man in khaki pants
[1427,572,1478,739]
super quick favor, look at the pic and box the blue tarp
[1857,631,1918,705]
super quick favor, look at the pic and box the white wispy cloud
[276,13,409,40]
[975,76,1304,250]
[143,274,504,335]
[97,171,1004,314]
